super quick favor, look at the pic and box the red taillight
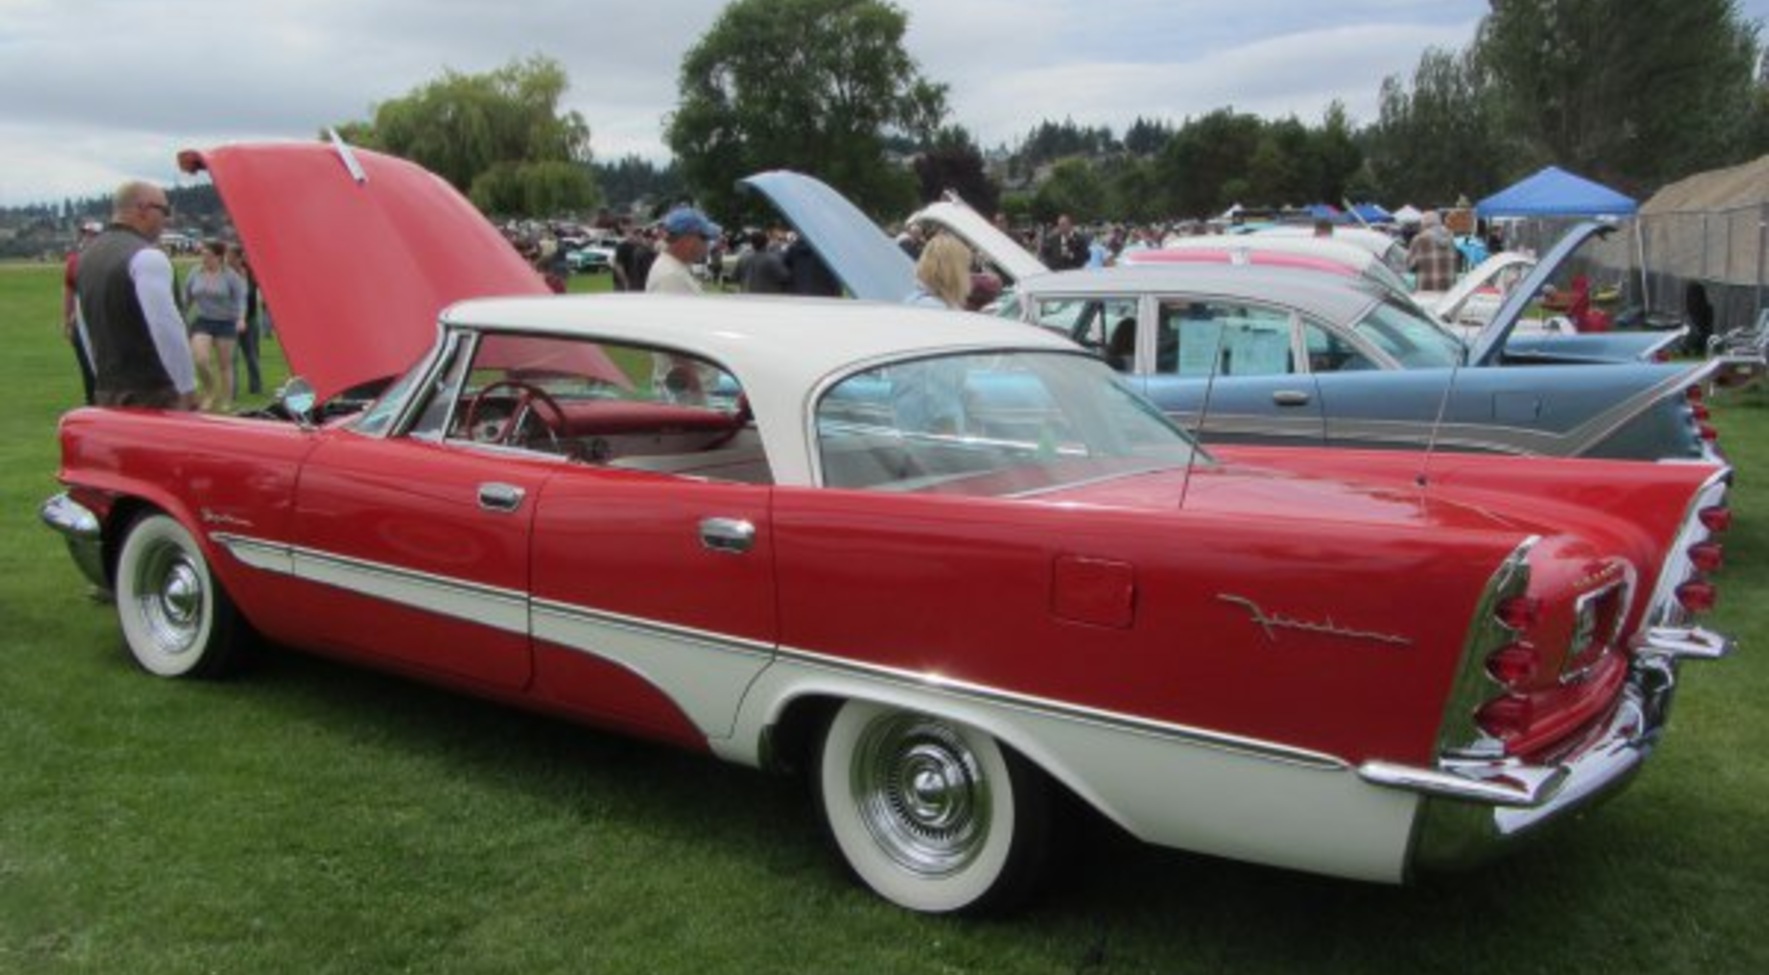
[1475,695,1533,741]
[1486,644,1540,685]
[1690,402,1712,421]
[1698,421,1719,442]
[1687,384,1706,403]
[1495,595,1542,631]
[1677,580,1718,613]
[1699,506,1732,532]
[1688,541,1724,573]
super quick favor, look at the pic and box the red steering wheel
[463,380,569,447]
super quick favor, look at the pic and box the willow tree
[665,0,947,222]
[334,55,599,217]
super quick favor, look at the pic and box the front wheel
[814,700,1053,914]
[114,513,247,678]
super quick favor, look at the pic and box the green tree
[335,55,598,217]
[1366,46,1506,205]
[1312,101,1365,206]
[1103,156,1162,224]
[665,0,948,223]
[1156,109,1265,217]
[1030,158,1106,223]
[1476,0,1762,193]
[913,126,1000,213]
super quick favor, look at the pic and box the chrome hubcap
[851,714,990,877]
[133,541,204,656]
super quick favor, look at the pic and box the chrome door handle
[1272,390,1311,407]
[699,517,755,554]
[478,482,526,513]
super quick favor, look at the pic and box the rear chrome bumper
[40,492,107,588]
[1359,627,1730,871]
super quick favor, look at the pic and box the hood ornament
[1218,594,1413,648]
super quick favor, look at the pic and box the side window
[1155,302,1296,377]
[400,330,768,482]
[1032,297,1138,371]
[1302,320,1380,372]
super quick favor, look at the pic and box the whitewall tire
[815,699,1052,914]
[114,513,246,678]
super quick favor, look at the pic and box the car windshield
[1350,295,1467,368]
[816,350,1201,496]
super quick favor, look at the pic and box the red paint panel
[531,642,706,750]
[195,143,548,401]
[772,486,1515,765]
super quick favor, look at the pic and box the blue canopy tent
[1476,165,1646,301]
[1349,202,1393,224]
[1475,165,1637,218]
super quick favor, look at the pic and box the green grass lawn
[2,261,1766,974]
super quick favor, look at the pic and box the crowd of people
[62,174,1495,414]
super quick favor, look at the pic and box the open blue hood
[738,171,916,302]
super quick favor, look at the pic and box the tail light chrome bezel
[1562,570,1633,685]
[1643,467,1732,629]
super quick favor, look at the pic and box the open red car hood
[181,140,548,402]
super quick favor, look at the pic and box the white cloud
[10,0,1760,206]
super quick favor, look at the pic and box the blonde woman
[906,232,972,309]
[895,231,975,433]
[182,239,246,410]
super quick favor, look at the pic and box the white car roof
[439,293,1082,485]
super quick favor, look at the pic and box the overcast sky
[3,0,1765,207]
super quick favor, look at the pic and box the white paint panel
[532,603,771,740]
[723,659,1420,883]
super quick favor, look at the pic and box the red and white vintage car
[42,142,1734,914]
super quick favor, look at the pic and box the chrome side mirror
[278,377,318,428]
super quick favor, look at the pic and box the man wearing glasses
[75,181,198,409]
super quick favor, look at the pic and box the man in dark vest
[76,181,198,409]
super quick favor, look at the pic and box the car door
[527,470,776,743]
[1139,297,1327,447]
[287,431,550,691]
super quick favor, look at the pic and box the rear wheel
[814,699,1052,914]
[114,513,247,678]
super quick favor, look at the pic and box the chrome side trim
[210,531,1345,770]
[40,492,107,588]
[773,645,1348,771]
[212,534,528,636]
[531,598,775,659]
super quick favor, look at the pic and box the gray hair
[111,180,158,219]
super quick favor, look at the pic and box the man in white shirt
[76,181,198,409]
[645,206,721,294]
[645,206,725,402]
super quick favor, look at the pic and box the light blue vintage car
[742,172,1721,463]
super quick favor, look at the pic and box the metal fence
[1585,203,1769,338]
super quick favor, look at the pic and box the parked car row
[748,172,1727,465]
[42,144,1736,917]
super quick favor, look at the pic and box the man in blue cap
[646,205,721,294]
